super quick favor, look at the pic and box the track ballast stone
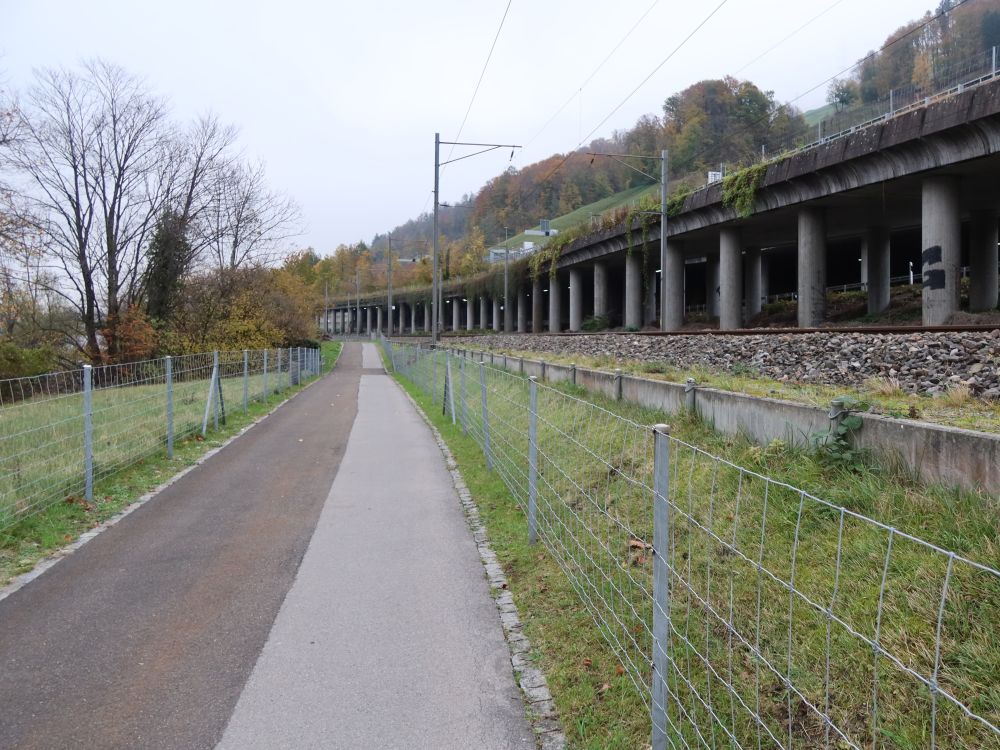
[451,331,1000,398]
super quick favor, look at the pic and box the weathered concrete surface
[0,344,364,750]
[217,368,533,750]
[449,342,1000,497]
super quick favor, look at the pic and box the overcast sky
[3,0,933,254]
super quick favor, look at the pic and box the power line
[733,0,848,76]
[520,0,661,154]
[443,0,513,170]
[515,0,731,211]
[578,0,731,147]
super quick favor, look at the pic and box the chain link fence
[385,339,1000,750]
[0,346,322,531]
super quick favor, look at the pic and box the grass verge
[455,344,1000,435]
[0,342,341,587]
[389,348,1000,749]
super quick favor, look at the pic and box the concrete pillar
[424,302,431,333]
[408,303,415,333]
[625,252,642,330]
[504,291,514,333]
[466,298,475,331]
[492,297,501,332]
[706,258,720,318]
[970,210,999,311]
[532,279,543,333]
[479,296,488,332]
[448,298,456,331]
[366,307,372,333]
[864,226,891,315]
[549,274,562,332]
[798,207,827,327]
[644,268,657,326]
[376,306,382,334]
[663,240,684,330]
[517,288,527,332]
[719,227,743,330]
[569,267,583,332]
[593,261,608,318]
[922,176,961,325]
[744,247,762,320]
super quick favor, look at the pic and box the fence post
[479,362,492,470]
[570,362,577,387]
[460,355,468,435]
[262,349,269,400]
[212,351,220,430]
[528,376,538,544]
[165,356,174,459]
[433,349,439,405]
[242,350,249,414]
[651,423,671,750]
[202,356,218,437]
[614,368,623,400]
[83,364,94,503]
[446,351,456,425]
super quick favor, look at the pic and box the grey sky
[3,0,933,254]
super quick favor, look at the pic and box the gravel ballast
[450,331,1000,398]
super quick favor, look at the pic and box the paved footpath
[0,342,533,749]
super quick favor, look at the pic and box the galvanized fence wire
[0,346,322,531]
[386,340,1000,750]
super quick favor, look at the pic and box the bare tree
[6,60,176,359]
[199,159,301,271]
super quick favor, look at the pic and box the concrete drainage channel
[393,380,566,749]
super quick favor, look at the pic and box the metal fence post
[460,356,468,435]
[262,349,269,401]
[614,368,623,400]
[446,352,456,425]
[83,364,93,503]
[528,376,538,545]
[165,356,174,459]
[479,362,492,470]
[433,349,439,405]
[277,347,283,392]
[202,356,218,437]
[212,351,220,430]
[242,350,249,413]
[651,423,671,750]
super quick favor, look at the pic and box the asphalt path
[0,344,363,749]
[217,361,533,749]
[0,342,533,749]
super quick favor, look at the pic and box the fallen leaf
[582,658,592,668]
[597,682,611,698]
[615,665,625,676]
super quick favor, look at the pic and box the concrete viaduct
[325,78,1000,336]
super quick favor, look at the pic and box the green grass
[464,345,1000,435]
[0,342,341,587]
[390,346,1000,749]
[503,184,659,250]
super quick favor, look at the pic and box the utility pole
[503,227,510,332]
[432,133,441,344]
[355,269,361,336]
[387,234,394,336]
[660,149,668,332]
[433,134,521,345]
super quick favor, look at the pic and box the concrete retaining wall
[447,346,1000,498]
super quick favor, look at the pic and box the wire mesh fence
[387,340,1000,750]
[0,346,322,531]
